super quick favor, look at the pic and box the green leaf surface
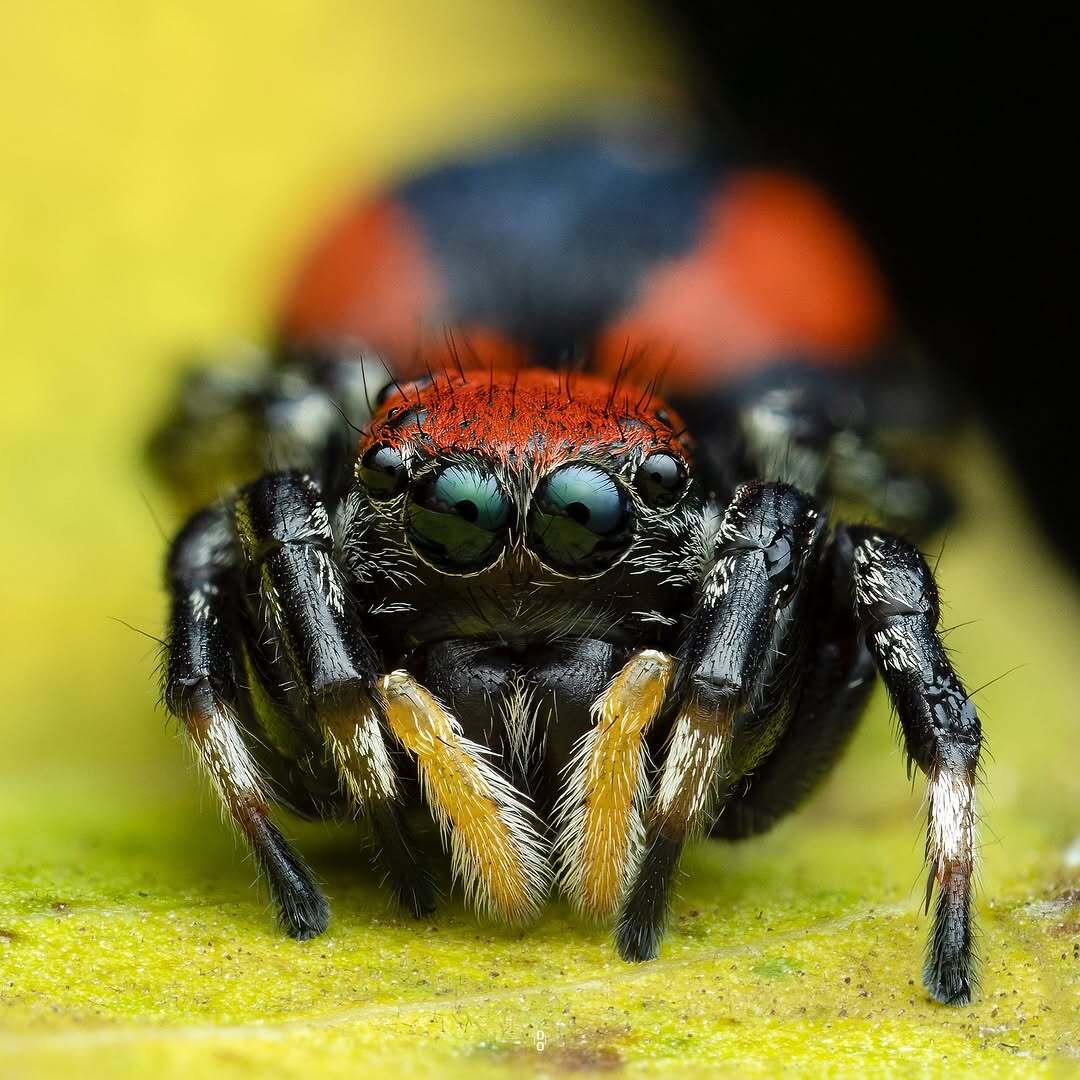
[1,3,1077,1076]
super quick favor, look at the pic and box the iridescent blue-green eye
[406,460,513,571]
[527,463,633,575]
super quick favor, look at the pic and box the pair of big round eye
[358,444,687,575]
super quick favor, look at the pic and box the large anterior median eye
[527,463,634,575]
[406,460,514,571]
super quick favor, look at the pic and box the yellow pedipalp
[379,670,548,922]
[555,649,674,918]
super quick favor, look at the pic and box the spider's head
[354,365,703,589]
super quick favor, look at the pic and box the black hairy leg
[845,526,982,1005]
[163,506,330,939]
[149,343,391,511]
[675,367,956,542]
[712,529,877,839]
[232,471,436,919]
[616,480,826,961]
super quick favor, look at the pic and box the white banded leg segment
[319,689,437,920]
[613,693,734,963]
[182,694,329,939]
[928,767,977,888]
[379,671,549,922]
[186,697,268,815]
[654,695,733,840]
[318,692,398,810]
[554,649,675,919]
[926,764,978,975]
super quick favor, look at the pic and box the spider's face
[350,367,707,643]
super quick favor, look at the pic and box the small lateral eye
[528,463,634,575]
[406,460,514,572]
[358,443,406,498]
[634,451,688,509]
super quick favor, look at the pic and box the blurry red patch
[278,197,440,359]
[597,171,891,392]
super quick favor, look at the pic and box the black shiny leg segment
[234,471,435,920]
[712,529,877,839]
[616,480,825,961]
[846,526,981,1005]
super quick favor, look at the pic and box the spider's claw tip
[279,890,331,940]
[613,829,681,963]
[614,916,662,963]
[250,811,330,940]
[923,967,974,1006]
[923,951,976,1006]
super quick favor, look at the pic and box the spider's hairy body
[154,120,983,1005]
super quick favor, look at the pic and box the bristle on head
[365,366,690,467]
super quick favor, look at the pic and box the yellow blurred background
[1,3,1077,1075]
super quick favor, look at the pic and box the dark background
[655,8,1076,567]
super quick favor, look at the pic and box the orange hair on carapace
[363,366,690,467]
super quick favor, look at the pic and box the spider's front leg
[242,475,550,924]
[231,472,435,919]
[616,480,826,961]
[846,527,981,1004]
[165,473,434,937]
[163,505,331,938]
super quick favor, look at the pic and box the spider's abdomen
[278,124,891,395]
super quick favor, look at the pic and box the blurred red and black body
[279,123,889,394]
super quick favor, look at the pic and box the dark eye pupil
[406,461,512,571]
[528,463,633,575]
[635,452,687,508]
[358,443,406,497]
[566,502,590,526]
